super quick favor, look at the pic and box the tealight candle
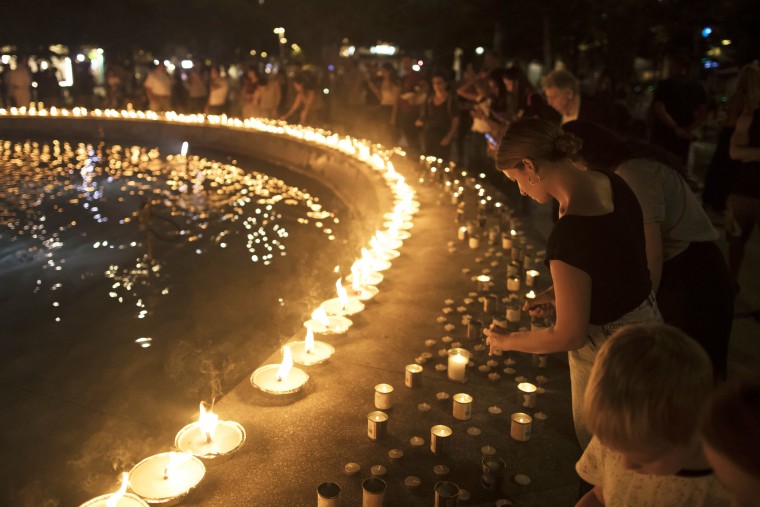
[517,382,538,409]
[287,328,335,366]
[525,269,539,287]
[507,275,521,293]
[78,473,148,507]
[447,348,471,382]
[430,425,453,456]
[344,463,361,476]
[510,412,532,441]
[374,383,394,410]
[409,436,425,447]
[128,452,205,505]
[250,346,309,394]
[175,405,246,461]
[452,393,473,421]
[404,476,421,489]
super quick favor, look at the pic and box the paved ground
[1,119,758,506]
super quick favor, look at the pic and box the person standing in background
[6,57,32,107]
[649,53,709,165]
[205,66,229,115]
[144,62,173,112]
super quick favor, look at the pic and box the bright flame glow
[276,345,294,381]
[180,141,189,157]
[304,327,315,353]
[105,472,129,507]
[198,401,219,443]
[311,307,330,327]
[336,277,348,307]
[163,452,192,480]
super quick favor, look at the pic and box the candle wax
[286,340,335,365]
[128,453,205,504]
[320,297,365,316]
[251,364,309,394]
[175,420,245,458]
[304,315,353,334]
[77,493,148,507]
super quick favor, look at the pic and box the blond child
[575,324,731,506]
[701,380,760,507]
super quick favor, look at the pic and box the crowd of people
[3,50,760,506]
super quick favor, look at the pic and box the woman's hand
[523,286,556,319]
[484,324,509,355]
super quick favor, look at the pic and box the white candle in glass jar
[374,383,394,410]
[447,348,470,382]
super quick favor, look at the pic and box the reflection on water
[0,139,341,321]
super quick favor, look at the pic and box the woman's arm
[488,260,591,354]
[576,486,605,507]
[442,116,460,146]
[280,92,303,121]
[299,89,315,124]
[643,222,664,292]
[730,109,760,162]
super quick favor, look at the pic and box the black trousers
[657,241,733,381]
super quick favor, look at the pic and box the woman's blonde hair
[584,323,713,451]
[495,118,582,171]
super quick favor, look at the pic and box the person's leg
[725,194,754,288]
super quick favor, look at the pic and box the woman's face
[432,77,446,93]
[501,160,552,204]
[503,78,514,93]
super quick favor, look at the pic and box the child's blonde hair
[584,323,713,451]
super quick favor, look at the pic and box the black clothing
[546,172,652,325]
[658,241,732,381]
[731,109,760,199]
[650,77,707,161]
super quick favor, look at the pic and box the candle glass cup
[317,482,341,507]
[362,477,386,507]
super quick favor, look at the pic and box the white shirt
[577,437,731,507]
[207,77,229,106]
[144,70,172,97]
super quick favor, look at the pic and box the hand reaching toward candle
[522,286,556,319]
[484,324,509,355]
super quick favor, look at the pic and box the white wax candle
[507,276,521,292]
[128,453,205,504]
[447,350,469,382]
[469,236,480,249]
[175,420,246,459]
[525,270,539,287]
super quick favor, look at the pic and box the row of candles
[0,106,422,505]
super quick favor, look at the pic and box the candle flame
[164,451,192,480]
[526,290,536,299]
[105,472,129,507]
[336,277,348,307]
[276,345,294,381]
[198,401,218,444]
[304,327,315,353]
[311,307,330,326]
[510,229,517,236]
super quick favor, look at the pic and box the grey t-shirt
[616,159,718,261]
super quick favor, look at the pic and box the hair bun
[554,133,583,157]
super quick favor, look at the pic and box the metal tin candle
[430,425,453,456]
[525,269,539,288]
[405,364,423,388]
[367,411,389,441]
[175,403,246,461]
[452,393,473,421]
[374,383,394,410]
[128,452,205,505]
[517,382,538,409]
[510,412,532,441]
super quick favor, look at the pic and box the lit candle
[175,402,246,460]
[430,424,453,456]
[287,327,335,365]
[128,452,205,505]
[501,233,513,250]
[404,364,423,388]
[78,473,149,507]
[525,269,539,287]
[367,411,388,441]
[468,236,480,249]
[457,226,467,241]
[250,345,310,394]
[510,412,533,441]
[507,275,521,292]
[447,348,470,382]
[452,393,473,421]
[374,383,394,410]
[320,278,365,316]
[517,382,538,408]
